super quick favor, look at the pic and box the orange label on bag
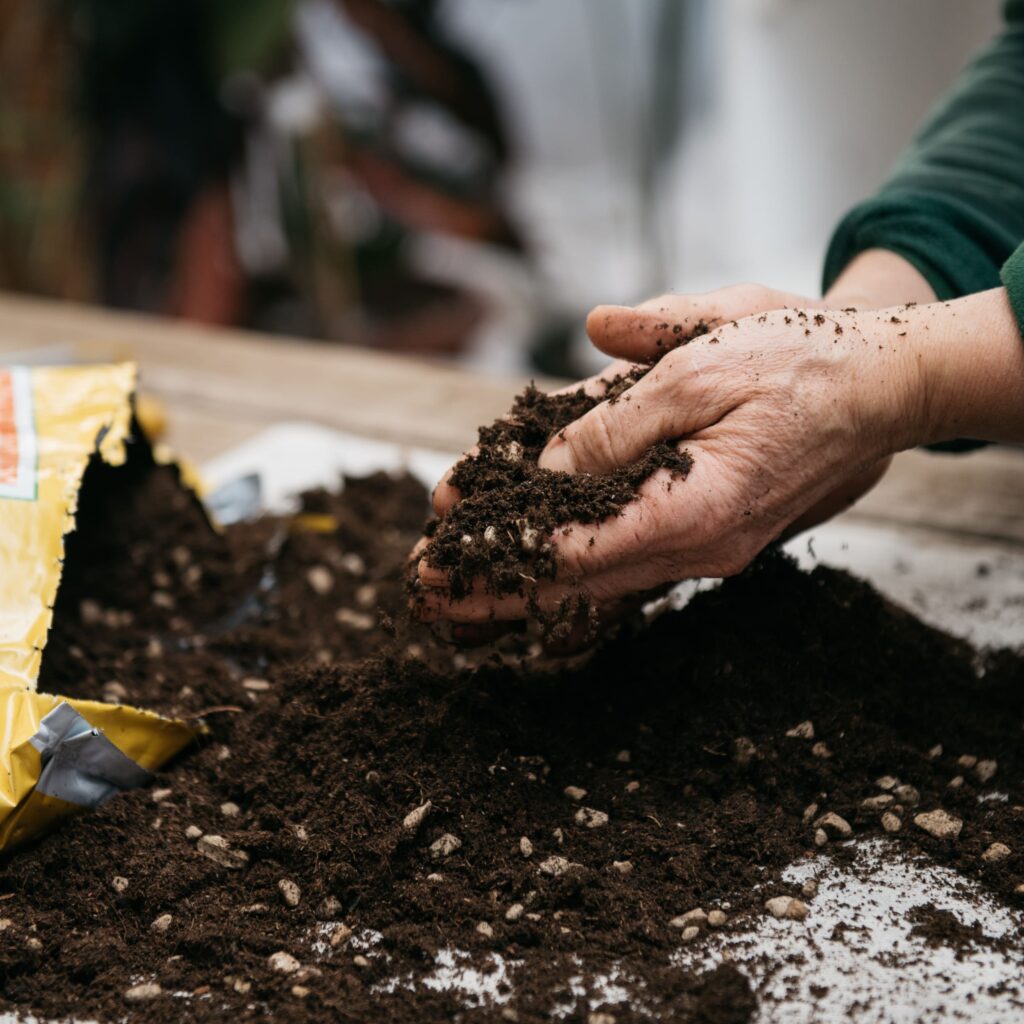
[0,368,36,499]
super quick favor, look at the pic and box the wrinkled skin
[415,260,1023,629]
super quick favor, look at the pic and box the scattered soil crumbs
[2,448,1024,1022]
[420,373,692,599]
[907,905,997,959]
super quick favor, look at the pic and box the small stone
[811,742,832,759]
[519,836,534,858]
[588,1014,616,1024]
[862,794,894,810]
[196,834,249,869]
[242,677,271,692]
[232,978,252,995]
[111,876,129,894]
[336,608,374,630]
[802,803,819,825]
[220,801,241,818]
[505,903,525,922]
[152,591,175,610]
[502,1010,520,1023]
[974,759,998,784]
[185,825,202,840]
[814,828,828,847]
[103,680,128,700]
[707,910,728,927]
[240,903,269,914]
[151,913,173,933]
[268,951,301,974]
[24,937,42,952]
[426,873,444,882]
[801,879,819,898]
[317,895,344,920]
[615,750,631,764]
[765,896,808,921]
[80,599,103,624]
[1015,883,1024,894]
[574,807,609,829]
[124,982,162,1002]
[927,744,943,760]
[151,788,173,803]
[611,860,634,875]
[339,552,366,576]
[538,856,575,878]
[292,986,310,999]
[402,801,432,834]
[982,842,1011,863]
[893,784,920,806]
[329,923,353,947]
[680,925,700,943]
[814,812,853,839]
[948,775,965,790]
[677,908,707,928]
[352,955,371,969]
[553,828,565,845]
[0,920,12,932]
[625,781,641,793]
[355,583,377,609]
[957,754,978,770]
[278,879,301,907]
[476,921,494,938]
[306,566,334,595]
[875,776,899,791]
[881,812,902,833]
[483,526,499,546]
[564,786,587,802]
[430,833,462,860]
[914,809,963,840]
[786,721,815,740]
[733,736,757,766]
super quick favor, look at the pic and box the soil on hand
[420,372,692,600]
[2,455,1024,1023]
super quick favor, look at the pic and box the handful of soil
[420,367,692,601]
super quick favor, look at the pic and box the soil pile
[0,444,1022,1021]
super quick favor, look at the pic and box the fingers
[586,284,812,362]
[431,446,478,517]
[537,348,738,475]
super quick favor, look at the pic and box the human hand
[416,296,933,625]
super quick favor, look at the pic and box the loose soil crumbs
[420,371,692,599]
[1,445,1024,1022]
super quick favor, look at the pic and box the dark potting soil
[1,439,1023,1021]
[420,374,692,600]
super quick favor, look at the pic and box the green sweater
[823,0,1024,333]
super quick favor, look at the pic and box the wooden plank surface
[1,291,1022,546]
[0,292,552,459]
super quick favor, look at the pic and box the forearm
[899,287,1024,445]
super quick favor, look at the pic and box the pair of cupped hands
[412,250,1015,632]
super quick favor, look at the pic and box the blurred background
[0,0,1003,379]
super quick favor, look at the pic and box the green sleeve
[823,1,1024,308]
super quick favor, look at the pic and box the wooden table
[1,291,1023,551]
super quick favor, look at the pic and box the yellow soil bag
[0,363,195,850]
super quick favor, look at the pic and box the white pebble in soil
[675,838,1024,1023]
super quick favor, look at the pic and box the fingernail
[537,438,574,474]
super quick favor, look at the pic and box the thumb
[586,284,813,362]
